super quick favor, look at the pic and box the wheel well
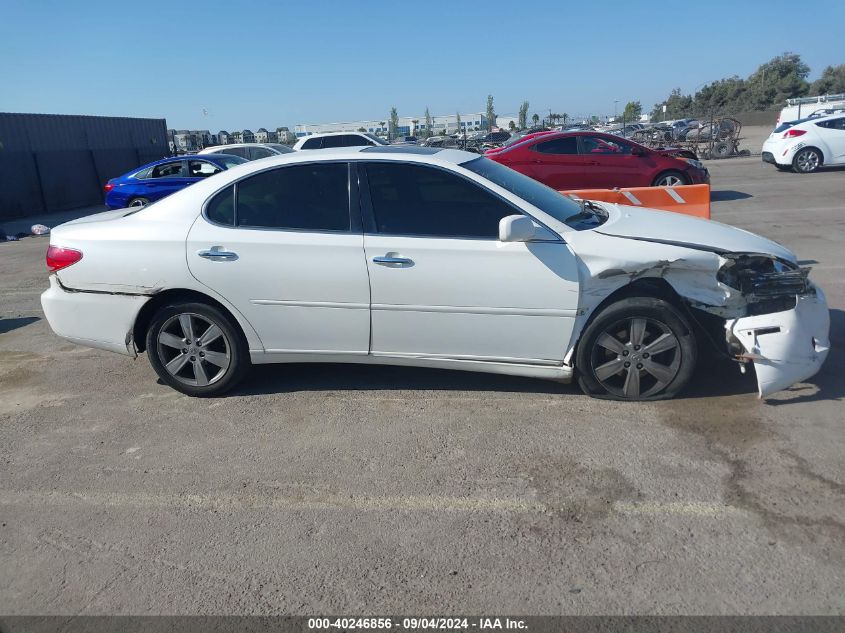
[794,146,824,164]
[573,277,725,363]
[132,288,246,353]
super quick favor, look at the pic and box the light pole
[614,100,619,121]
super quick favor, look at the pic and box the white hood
[593,204,796,262]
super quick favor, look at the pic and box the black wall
[0,113,169,220]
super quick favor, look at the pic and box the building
[217,130,231,145]
[254,127,275,143]
[276,127,295,143]
[495,113,519,130]
[169,129,215,152]
[294,112,491,138]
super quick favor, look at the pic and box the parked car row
[45,146,828,403]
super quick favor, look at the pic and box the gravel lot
[1,157,843,615]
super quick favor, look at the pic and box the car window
[364,162,518,239]
[301,137,323,149]
[151,161,183,178]
[206,185,235,225]
[533,137,578,155]
[217,146,246,158]
[189,160,221,178]
[266,143,294,153]
[580,136,633,155]
[250,146,275,159]
[213,155,248,169]
[319,135,345,149]
[463,157,597,231]
[817,117,845,131]
[236,163,349,231]
[344,135,371,146]
[134,166,153,179]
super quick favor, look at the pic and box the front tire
[792,147,822,173]
[652,170,689,187]
[576,297,697,401]
[145,302,249,397]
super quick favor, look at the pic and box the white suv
[762,113,845,173]
[293,132,388,150]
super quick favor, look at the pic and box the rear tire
[128,197,150,208]
[145,301,250,397]
[652,170,689,187]
[576,297,697,401]
[792,147,822,173]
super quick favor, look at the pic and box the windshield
[365,133,389,145]
[463,157,605,230]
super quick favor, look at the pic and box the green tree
[456,111,461,133]
[389,107,399,140]
[531,113,539,127]
[518,100,530,129]
[508,120,516,131]
[562,113,569,125]
[357,127,366,133]
[486,94,495,131]
[811,64,845,95]
[622,101,642,122]
[424,106,433,139]
[745,52,810,110]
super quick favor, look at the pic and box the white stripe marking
[621,191,642,205]
[665,187,686,204]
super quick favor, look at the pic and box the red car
[485,131,710,190]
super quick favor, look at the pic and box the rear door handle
[198,248,238,261]
[373,256,413,266]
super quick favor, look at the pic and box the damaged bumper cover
[40,275,151,356]
[726,286,830,398]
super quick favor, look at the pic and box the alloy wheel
[656,174,683,187]
[589,317,682,399]
[795,149,819,173]
[156,313,231,387]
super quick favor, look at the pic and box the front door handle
[198,248,238,261]
[373,255,414,266]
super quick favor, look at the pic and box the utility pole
[614,100,619,121]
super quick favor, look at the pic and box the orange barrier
[560,184,711,219]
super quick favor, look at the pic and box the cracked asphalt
[0,156,843,615]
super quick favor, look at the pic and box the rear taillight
[783,129,806,138]
[46,246,83,272]
[104,183,114,192]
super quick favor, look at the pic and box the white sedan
[762,112,845,173]
[41,147,830,400]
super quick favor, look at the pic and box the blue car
[104,154,247,209]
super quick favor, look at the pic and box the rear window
[301,137,322,149]
[774,118,812,133]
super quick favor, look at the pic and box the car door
[818,117,845,163]
[359,161,580,363]
[578,135,646,188]
[143,160,190,200]
[521,135,585,190]
[186,162,371,353]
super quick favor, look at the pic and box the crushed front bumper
[726,287,830,398]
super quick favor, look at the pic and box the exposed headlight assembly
[718,254,811,314]
[685,158,705,170]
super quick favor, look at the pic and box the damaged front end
[717,254,830,398]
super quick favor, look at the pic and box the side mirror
[499,215,537,242]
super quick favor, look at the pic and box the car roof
[201,143,281,151]
[296,131,373,140]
